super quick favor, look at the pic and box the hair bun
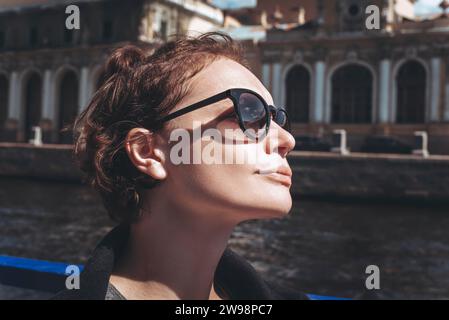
[104,45,145,77]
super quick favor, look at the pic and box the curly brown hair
[73,32,247,223]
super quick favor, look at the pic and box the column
[445,83,449,121]
[78,66,90,113]
[41,69,56,143]
[7,71,20,120]
[430,57,441,122]
[41,69,54,120]
[262,63,271,91]
[378,59,391,123]
[272,63,282,107]
[313,60,325,123]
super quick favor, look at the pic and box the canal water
[1,176,449,299]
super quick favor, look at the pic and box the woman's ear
[125,128,167,181]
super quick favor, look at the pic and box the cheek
[164,138,291,217]
[164,140,256,201]
[180,140,263,188]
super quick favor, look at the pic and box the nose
[264,121,295,157]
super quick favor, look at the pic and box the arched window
[24,72,42,142]
[285,65,310,123]
[331,64,373,123]
[396,61,426,123]
[0,74,8,133]
[58,70,79,144]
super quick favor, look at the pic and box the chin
[246,195,293,220]
[229,182,293,221]
[256,208,291,220]
[267,188,293,212]
[269,200,292,218]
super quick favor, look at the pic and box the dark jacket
[53,224,308,300]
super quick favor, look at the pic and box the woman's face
[152,58,296,223]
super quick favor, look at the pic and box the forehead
[174,58,274,110]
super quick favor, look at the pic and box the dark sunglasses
[160,88,291,140]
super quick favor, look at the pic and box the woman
[54,32,305,300]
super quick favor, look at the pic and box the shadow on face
[143,58,296,224]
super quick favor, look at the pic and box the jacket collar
[53,223,291,300]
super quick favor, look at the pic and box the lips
[276,165,292,178]
[257,165,292,187]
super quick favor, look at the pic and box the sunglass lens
[238,93,267,138]
[275,109,290,132]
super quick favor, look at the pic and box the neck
[111,195,237,300]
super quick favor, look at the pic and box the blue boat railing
[0,255,83,294]
[0,255,350,300]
